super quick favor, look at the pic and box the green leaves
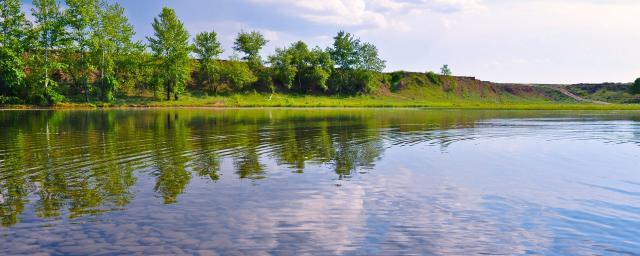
[2,1,392,103]
[441,64,452,76]
[218,61,257,91]
[233,31,268,68]
[269,41,334,92]
[147,7,192,100]
[0,0,31,97]
[630,78,640,95]
[194,30,223,94]
[327,31,386,94]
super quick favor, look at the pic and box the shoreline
[3,103,640,111]
[3,93,640,111]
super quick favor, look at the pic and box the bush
[219,61,258,91]
[631,78,640,94]
[426,71,442,85]
[0,95,24,105]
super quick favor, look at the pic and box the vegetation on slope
[1,0,638,109]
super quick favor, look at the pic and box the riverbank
[3,93,640,110]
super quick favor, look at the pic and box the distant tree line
[0,1,386,105]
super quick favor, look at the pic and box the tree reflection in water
[0,109,516,226]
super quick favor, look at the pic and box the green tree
[631,78,640,94]
[355,42,385,72]
[91,1,137,101]
[31,0,67,104]
[233,31,268,69]
[0,0,31,100]
[327,31,386,94]
[147,8,191,101]
[218,60,257,91]
[269,41,333,92]
[64,0,100,102]
[440,64,452,76]
[328,31,359,70]
[193,30,223,94]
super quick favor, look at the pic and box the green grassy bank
[4,93,640,110]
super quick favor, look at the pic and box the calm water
[1,109,640,255]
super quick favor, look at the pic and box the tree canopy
[441,65,452,76]
[0,1,391,105]
[147,7,191,101]
[0,0,31,100]
[269,41,333,92]
[193,30,223,94]
[233,31,268,69]
[631,78,640,95]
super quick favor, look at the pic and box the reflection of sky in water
[1,109,640,255]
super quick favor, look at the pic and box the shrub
[426,71,442,85]
[631,78,640,94]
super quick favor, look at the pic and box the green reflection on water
[0,108,630,227]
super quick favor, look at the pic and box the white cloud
[248,0,485,30]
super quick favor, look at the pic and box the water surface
[1,109,640,255]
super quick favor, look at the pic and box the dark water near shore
[1,109,640,255]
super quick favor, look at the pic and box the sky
[19,0,640,84]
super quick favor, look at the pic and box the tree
[31,0,67,104]
[269,41,333,92]
[440,64,452,76]
[0,0,31,99]
[64,0,100,102]
[355,42,385,72]
[328,31,359,71]
[95,2,137,101]
[327,31,386,94]
[631,78,640,94]
[233,31,268,69]
[193,30,223,94]
[147,7,191,101]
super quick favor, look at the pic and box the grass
[5,92,640,110]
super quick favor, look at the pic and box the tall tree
[327,31,386,94]
[193,30,223,94]
[355,43,385,72]
[233,31,267,69]
[31,0,67,103]
[93,2,137,101]
[328,31,359,71]
[64,0,99,102]
[0,0,31,99]
[147,7,191,101]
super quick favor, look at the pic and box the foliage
[193,30,223,94]
[233,31,267,69]
[0,0,31,98]
[1,2,394,105]
[63,0,99,101]
[94,2,138,101]
[30,0,68,104]
[269,41,334,92]
[426,71,442,85]
[147,7,191,101]
[631,78,640,94]
[440,64,452,76]
[218,61,257,91]
[326,31,386,95]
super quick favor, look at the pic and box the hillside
[381,71,634,105]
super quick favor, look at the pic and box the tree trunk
[82,50,89,102]
[165,82,171,101]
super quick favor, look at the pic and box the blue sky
[20,0,640,84]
